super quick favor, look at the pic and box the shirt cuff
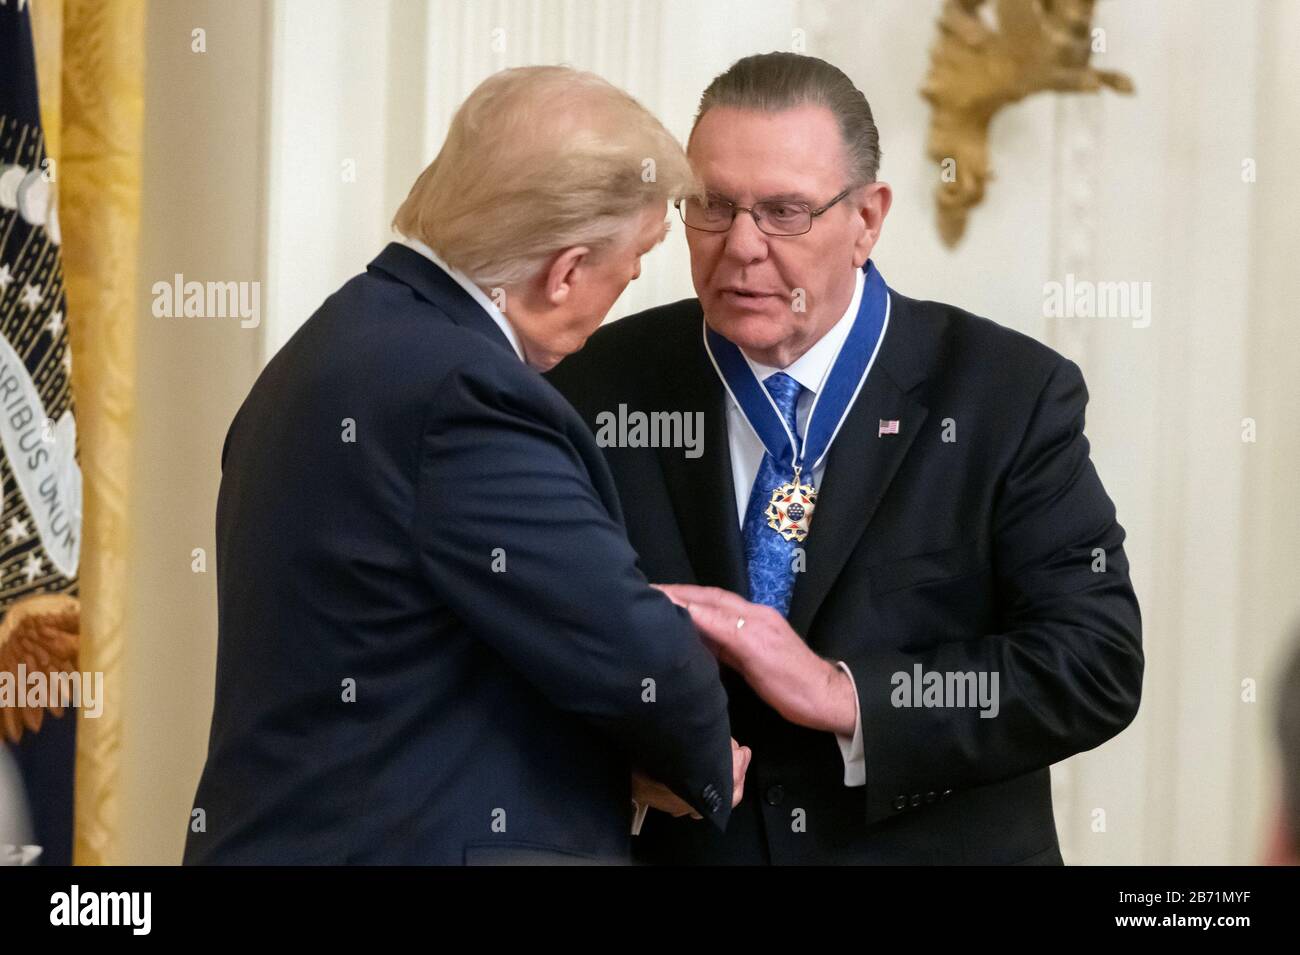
[630,799,650,835]
[834,661,866,787]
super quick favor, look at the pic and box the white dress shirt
[400,236,526,362]
[723,266,867,790]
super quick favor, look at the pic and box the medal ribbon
[704,260,891,479]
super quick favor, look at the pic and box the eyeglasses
[674,187,854,237]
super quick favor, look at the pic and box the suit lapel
[786,293,933,637]
[655,325,748,596]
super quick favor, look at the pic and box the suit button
[765,784,785,806]
[941,789,952,801]
[910,793,922,808]
[925,791,937,804]
[702,783,722,813]
[892,795,907,811]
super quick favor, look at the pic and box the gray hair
[690,52,882,184]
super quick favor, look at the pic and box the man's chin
[525,337,588,372]
[526,352,565,372]
[705,309,787,356]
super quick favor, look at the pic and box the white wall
[804,0,1300,867]
[129,0,269,864]
[140,0,1300,865]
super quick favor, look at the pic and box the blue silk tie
[741,372,805,615]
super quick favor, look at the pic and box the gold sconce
[921,0,1135,246]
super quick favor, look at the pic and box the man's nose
[722,211,769,264]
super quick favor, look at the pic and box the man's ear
[851,182,892,267]
[544,246,591,307]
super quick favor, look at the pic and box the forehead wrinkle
[690,106,850,201]
[694,153,834,207]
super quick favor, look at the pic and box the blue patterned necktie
[742,372,805,615]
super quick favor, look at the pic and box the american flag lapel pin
[878,419,900,437]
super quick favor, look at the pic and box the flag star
[47,309,63,336]
[20,283,43,311]
[23,552,44,583]
[0,263,13,291]
[4,517,28,545]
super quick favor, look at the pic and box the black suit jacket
[547,289,1143,864]
[184,243,733,865]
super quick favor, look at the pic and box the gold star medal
[704,261,892,551]
[764,466,817,542]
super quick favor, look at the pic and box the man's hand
[632,738,752,819]
[655,584,857,737]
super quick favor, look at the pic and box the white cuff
[630,799,649,835]
[834,661,866,787]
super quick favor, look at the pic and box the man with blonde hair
[185,66,744,865]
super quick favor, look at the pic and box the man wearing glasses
[548,52,1142,864]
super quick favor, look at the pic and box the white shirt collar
[400,236,526,362]
[741,267,866,396]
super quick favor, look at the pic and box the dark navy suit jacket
[183,243,733,865]
[548,289,1143,864]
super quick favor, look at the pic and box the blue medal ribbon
[704,260,891,481]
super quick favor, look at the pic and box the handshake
[629,583,860,820]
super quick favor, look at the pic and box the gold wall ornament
[921,0,1135,246]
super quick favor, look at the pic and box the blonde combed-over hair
[394,66,696,288]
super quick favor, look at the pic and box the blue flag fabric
[0,1,83,867]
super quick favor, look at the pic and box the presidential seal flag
[0,0,83,866]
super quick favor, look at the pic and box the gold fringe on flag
[32,0,146,867]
